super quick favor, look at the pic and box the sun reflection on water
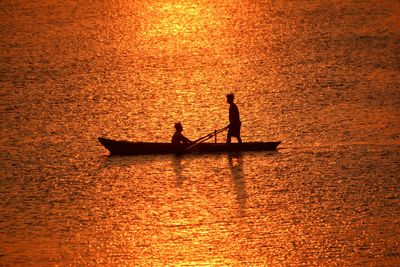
[140,1,220,47]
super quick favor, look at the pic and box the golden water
[1,0,399,265]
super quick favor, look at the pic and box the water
[1,0,399,266]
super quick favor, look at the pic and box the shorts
[228,122,241,137]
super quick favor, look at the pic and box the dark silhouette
[228,153,247,214]
[172,156,186,187]
[171,122,192,145]
[226,94,242,144]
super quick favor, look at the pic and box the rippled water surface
[1,0,400,266]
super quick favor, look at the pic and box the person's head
[226,93,234,104]
[175,122,183,132]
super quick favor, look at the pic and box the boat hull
[98,137,281,155]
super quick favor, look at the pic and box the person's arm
[181,135,192,144]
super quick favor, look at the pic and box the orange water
[1,0,399,265]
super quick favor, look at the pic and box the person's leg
[236,123,242,144]
[227,132,232,144]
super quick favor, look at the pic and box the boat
[98,137,281,155]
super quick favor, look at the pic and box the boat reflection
[100,154,169,168]
[101,153,249,216]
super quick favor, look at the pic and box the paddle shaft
[186,127,227,151]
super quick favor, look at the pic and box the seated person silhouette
[171,122,192,146]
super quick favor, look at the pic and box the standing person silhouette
[226,93,242,144]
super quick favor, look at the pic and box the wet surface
[1,0,399,265]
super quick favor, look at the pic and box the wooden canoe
[98,137,281,155]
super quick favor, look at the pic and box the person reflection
[172,155,186,187]
[228,153,247,213]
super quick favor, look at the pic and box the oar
[193,126,227,144]
[185,126,228,151]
